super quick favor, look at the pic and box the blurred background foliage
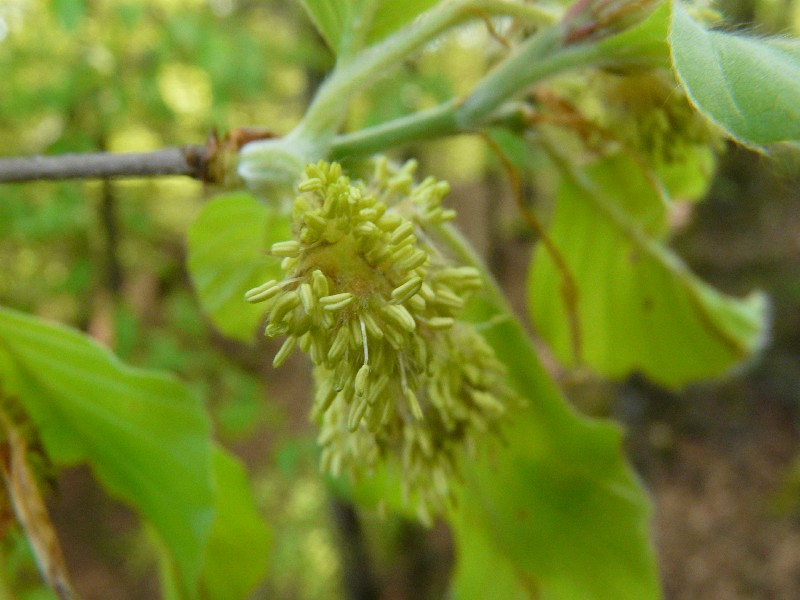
[1,0,800,598]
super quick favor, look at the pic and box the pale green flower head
[246,158,516,521]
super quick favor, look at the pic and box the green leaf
[528,154,768,388]
[296,0,369,56]
[594,1,672,69]
[452,294,660,600]
[187,193,289,342]
[366,0,440,44]
[451,510,533,600]
[654,144,716,201]
[297,0,439,56]
[0,306,214,589]
[670,2,800,145]
[157,446,272,600]
[200,447,272,600]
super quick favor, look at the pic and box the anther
[394,250,427,271]
[327,326,351,363]
[272,336,297,368]
[269,291,300,322]
[271,240,301,258]
[303,212,327,232]
[299,283,315,313]
[391,276,423,304]
[354,364,370,398]
[404,388,424,421]
[319,292,354,311]
[244,280,279,303]
[381,304,416,333]
[348,397,369,431]
[312,270,329,297]
[389,221,415,245]
[359,317,369,364]
[424,317,455,330]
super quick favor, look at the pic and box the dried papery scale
[246,159,517,521]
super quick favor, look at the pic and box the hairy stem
[455,25,563,126]
[292,0,473,140]
[331,101,460,160]
[292,0,560,142]
[331,100,536,160]
[480,0,561,23]
[328,22,635,159]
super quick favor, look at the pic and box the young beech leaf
[0,306,214,591]
[528,155,768,388]
[200,448,271,600]
[450,294,660,600]
[670,2,800,146]
[592,0,672,69]
[297,0,355,54]
[450,510,534,600]
[156,446,272,600]
[187,193,289,342]
[297,0,439,56]
[366,0,440,45]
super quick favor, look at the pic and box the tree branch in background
[0,146,208,183]
[0,128,276,185]
[330,498,380,600]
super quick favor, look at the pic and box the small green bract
[246,159,516,522]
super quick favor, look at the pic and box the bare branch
[0,146,209,183]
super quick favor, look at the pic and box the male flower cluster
[567,69,720,165]
[246,159,515,521]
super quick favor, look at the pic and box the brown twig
[0,411,78,600]
[0,128,277,185]
[0,146,208,183]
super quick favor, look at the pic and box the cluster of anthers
[245,158,516,522]
[576,70,720,163]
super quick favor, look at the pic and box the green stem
[330,99,534,160]
[480,0,561,24]
[292,0,561,143]
[328,28,618,158]
[242,0,653,188]
[331,101,459,160]
[457,26,564,127]
[293,0,475,141]
[455,25,648,128]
